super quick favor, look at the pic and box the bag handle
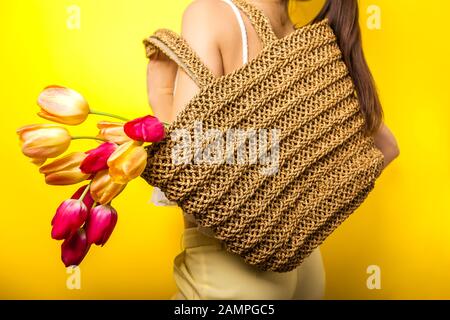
[231,0,278,47]
[143,28,216,88]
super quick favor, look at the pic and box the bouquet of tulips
[17,86,167,267]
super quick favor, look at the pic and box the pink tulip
[71,185,95,210]
[80,142,117,174]
[61,229,90,267]
[124,115,165,142]
[85,205,118,246]
[51,199,88,240]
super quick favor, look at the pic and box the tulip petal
[96,121,131,145]
[51,199,88,240]
[107,142,147,184]
[80,142,117,174]
[39,152,87,174]
[19,125,71,159]
[90,170,127,205]
[61,229,90,267]
[16,123,60,137]
[122,146,147,179]
[31,157,47,166]
[85,205,118,246]
[106,140,133,164]
[39,152,89,185]
[45,170,90,185]
[124,115,165,142]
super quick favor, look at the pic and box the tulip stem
[79,183,91,202]
[90,110,130,122]
[71,136,107,142]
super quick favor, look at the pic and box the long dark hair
[310,0,383,135]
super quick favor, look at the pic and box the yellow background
[1,0,449,299]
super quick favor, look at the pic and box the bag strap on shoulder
[231,0,278,47]
[143,28,216,88]
[143,0,278,88]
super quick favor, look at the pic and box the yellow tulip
[107,141,147,184]
[90,170,127,205]
[39,152,90,185]
[96,121,132,145]
[37,85,90,125]
[17,124,71,164]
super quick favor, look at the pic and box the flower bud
[61,229,90,267]
[51,199,88,240]
[85,205,118,246]
[124,115,165,142]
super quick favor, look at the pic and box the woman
[147,0,399,300]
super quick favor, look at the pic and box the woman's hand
[373,122,400,169]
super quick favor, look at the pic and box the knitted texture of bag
[141,0,385,272]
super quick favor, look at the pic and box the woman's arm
[146,1,225,123]
[146,50,178,124]
[373,122,400,169]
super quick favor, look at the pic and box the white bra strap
[221,0,249,65]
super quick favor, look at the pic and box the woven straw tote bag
[141,0,385,272]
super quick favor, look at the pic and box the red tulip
[124,115,165,142]
[61,229,90,267]
[80,142,117,174]
[51,199,88,240]
[85,205,118,246]
[71,185,95,210]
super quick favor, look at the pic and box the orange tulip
[37,85,90,125]
[17,124,71,164]
[90,170,126,205]
[39,152,90,185]
[96,121,132,145]
[107,141,147,184]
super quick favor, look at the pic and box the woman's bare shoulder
[182,0,232,23]
[180,0,235,76]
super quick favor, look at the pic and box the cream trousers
[171,227,326,300]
